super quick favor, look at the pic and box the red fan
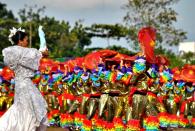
[105,53,135,63]
[74,57,84,67]
[1,67,14,80]
[180,67,195,83]
[64,59,77,72]
[172,67,181,81]
[183,64,195,70]
[84,50,117,69]
[39,58,58,73]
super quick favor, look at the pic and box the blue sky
[2,0,195,50]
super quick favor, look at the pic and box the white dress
[0,46,48,131]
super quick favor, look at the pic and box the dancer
[0,27,48,131]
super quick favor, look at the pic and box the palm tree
[181,52,194,63]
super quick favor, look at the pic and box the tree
[123,0,187,50]
[86,24,128,46]
[18,5,45,47]
[0,2,16,20]
[181,52,195,63]
[155,47,184,68]
[71,20,91,50]
[42,19,92,57]
[18,6,91,58]
[0,2,18,61]
[19,12,76,58]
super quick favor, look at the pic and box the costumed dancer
[127,27,156,129]
[129,56,148,122]
[114,59,132,122]
[87,64,103,119]
[180,66,195,128]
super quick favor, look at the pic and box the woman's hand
[41,48,49,58]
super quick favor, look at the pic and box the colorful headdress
[165,81,174,90]
[126,67,133,75]
[160,68,173,82]
[176,80,185,89]
[147,64,159,78]
[74,66,83,74]
[133,56,146,73]
[181,68,195,83]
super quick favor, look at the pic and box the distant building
[178,42,195,55]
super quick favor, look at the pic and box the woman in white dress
[0,28,48,131]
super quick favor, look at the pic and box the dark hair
[11,31,27,44]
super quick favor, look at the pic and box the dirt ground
[46,128,195,131]
[47,128,69,131]
[173,129,195,131]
